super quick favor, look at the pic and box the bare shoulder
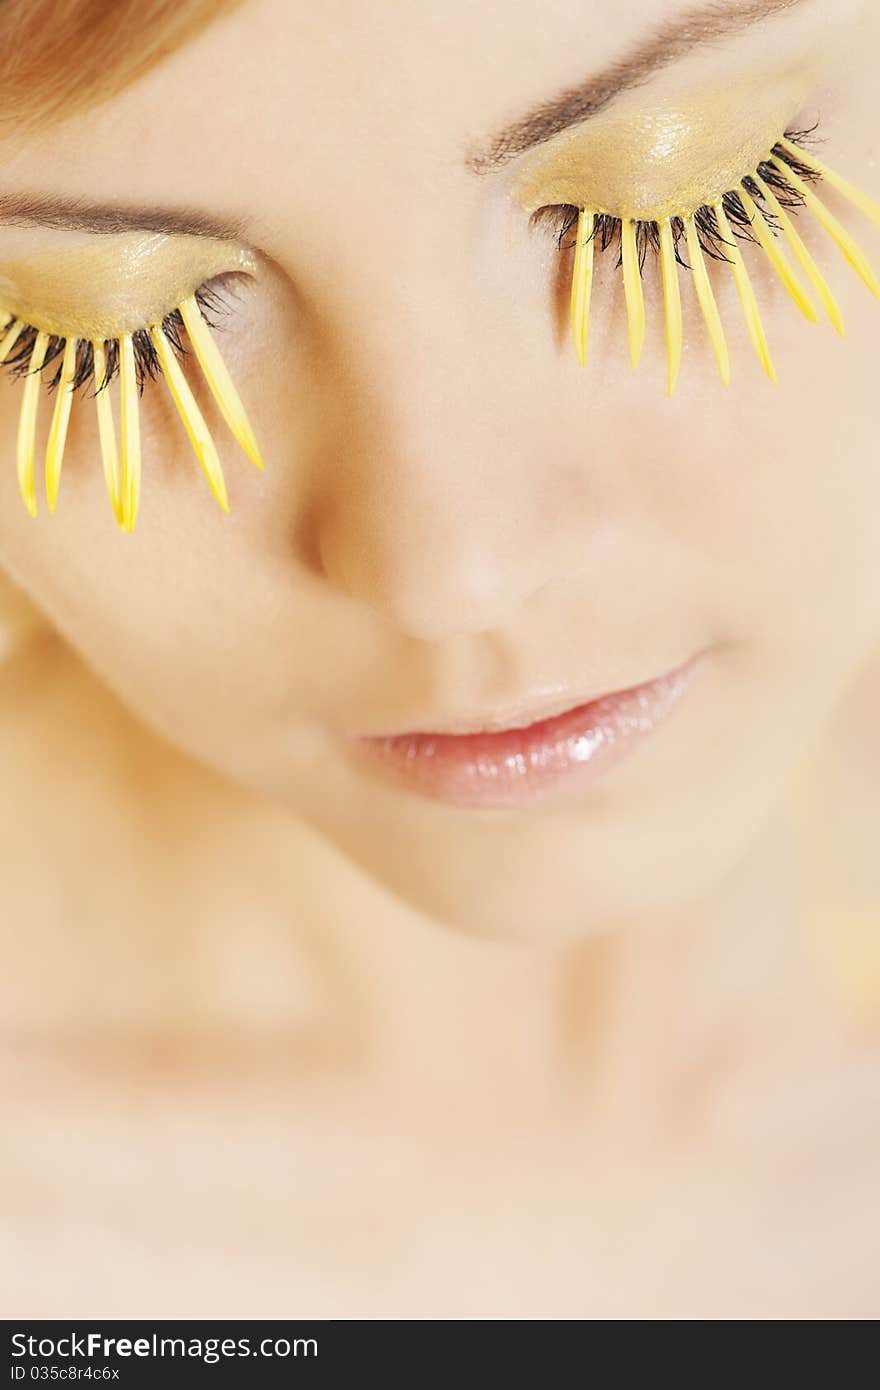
[2,1017,879,1319]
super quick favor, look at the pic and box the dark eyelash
[0,279,234,398]
[538,125,825,269]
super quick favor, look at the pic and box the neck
[2,628,877,1124]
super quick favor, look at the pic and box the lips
[345,652,705,809]
[356,683,644,739]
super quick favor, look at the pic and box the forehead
[0,1,695,167]
[156,0,820,144]
[0,0,847,242]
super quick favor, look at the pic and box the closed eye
[0,273,264,531]
[534,128,880,392]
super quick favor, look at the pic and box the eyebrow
[0,192,246,240]
[465,0,812,173]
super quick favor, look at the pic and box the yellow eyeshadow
[0,250,264,530]
[506,53,880,388]
[510,66,819,221]
[0,232,257,339]
[558,136,880,392]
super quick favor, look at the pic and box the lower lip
[346,653,705,809]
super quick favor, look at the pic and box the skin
[510,63,823,218]
[0,233,256,338]
[0,0,879,1318]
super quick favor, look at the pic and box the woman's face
[0,0,877,941]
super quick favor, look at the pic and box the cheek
[554,218,880,669]
[0,364,294,778]
[0,529,300,787]
[696,322,880,664]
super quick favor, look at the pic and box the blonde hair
[0,0,244,654]
[0,0,244,137]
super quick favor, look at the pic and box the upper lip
[353,654,698,740]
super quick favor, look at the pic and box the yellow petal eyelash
[776,136,880,226]
[736,186,818,323]
[45,336,78,513]
[0,318,25,363]
[178,295,264,471]
[621,218,646,368]
[119,332,141,532]
[92,341,123,525]
[567,138,880,388]
[713,198,777,384]
[570,207,595,366]
[767,155,880,300]
[683,215,730,387]
[149,322,230,513]
[749,172,845,335]
[16,331,50,517]
[658,217,682,396]
[0,290,264,531]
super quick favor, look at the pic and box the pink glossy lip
[346,652,705,809]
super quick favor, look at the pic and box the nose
[310,304,588,643]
